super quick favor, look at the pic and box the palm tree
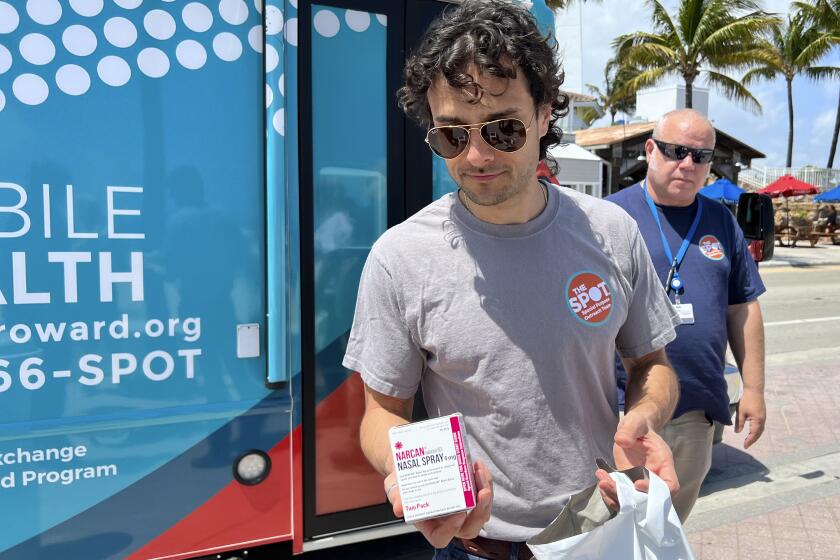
[742,13,840,167]
[583,59,639,125]
[612,0,778,114]
[793,0,840,167]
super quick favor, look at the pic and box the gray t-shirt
[343,183,679,540]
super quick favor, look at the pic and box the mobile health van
[0,1,559,558]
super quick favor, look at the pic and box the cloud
[813,108,837,138]
[819,80,840,101]
[761,0,793,16]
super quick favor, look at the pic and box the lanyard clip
[665,259,684,296]
[670,273,684,295]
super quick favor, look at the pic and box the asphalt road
[759,264,840,364]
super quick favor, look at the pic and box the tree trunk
[610,109,616,126]
[685,75,694,109]
[786,77,794,168]
[828,88,840,168]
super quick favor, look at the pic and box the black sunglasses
[653,139,714,164]
[425,115,533,159]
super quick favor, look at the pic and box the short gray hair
[652,108,716,145]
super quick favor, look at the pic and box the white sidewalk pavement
[761,242,840,268]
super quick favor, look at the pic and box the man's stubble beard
[459,164,533,207]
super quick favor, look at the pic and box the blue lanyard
[642,180,702,294]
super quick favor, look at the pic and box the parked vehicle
[0,1,480,558]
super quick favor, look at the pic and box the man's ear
[537,104,552,138]
[644,138,655,160]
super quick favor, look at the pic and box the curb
[759,259,840,268]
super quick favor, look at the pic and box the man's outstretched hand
[384,459,493,549]
[595,411,679,511]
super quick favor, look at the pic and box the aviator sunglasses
[653,139,714,164]
[425,114,534,159]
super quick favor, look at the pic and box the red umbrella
[758,176,820,247]
[757,175,820,198]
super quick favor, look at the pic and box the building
[634,85,710,122]
[547,140,606,198]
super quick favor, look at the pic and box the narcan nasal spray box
[388,413,476,523]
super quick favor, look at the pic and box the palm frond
[741,65,780,85]
[578,106,603,127]
[585,83,605,98]
[619,43,680,68]
[612,31,677,68]
[795,33,840,67]
[805,65,840,80]
[678,0,705,48]
[711,47,782,70]
[613,67,669,99]
[691,0,735,50]
[704,70,763,115]
[701,12,781,58]
[792,0,840,32]
[648,0,680,37]
[612,31,673,49]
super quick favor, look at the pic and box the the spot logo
[699,235,725,261]
[566,271,613,325]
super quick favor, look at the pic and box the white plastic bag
[527,470,695,560]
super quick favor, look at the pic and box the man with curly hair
[343,1,683,557]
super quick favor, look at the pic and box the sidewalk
[685,355,840,558]
[761,242,840,268]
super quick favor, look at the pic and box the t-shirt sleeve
[615,227,680,358]
[727,216,767,305]
[341,248,425,398]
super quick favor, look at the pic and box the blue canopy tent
[814,185,840,203]
[699,178,746,204]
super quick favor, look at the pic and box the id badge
[674,303,695,325]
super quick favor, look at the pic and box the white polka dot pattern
[265,5,283,35]
[114,0,143,9]
[0,45,11,74]
[248,25,263,53]
[137,47,170,78]
[144,9,177,41]
[176,40,207,70]
[104,17,138,48]
[0,2,20,34]
[183,3,213,33]
[69,0,104,18]
[284,17,298,46]
[20,33,56,66]
[213,32,242,62]
[0,0,313,139]
[62,25,98,57]
[56,64,91,95]
[13,73,49,105]
[219,0,249,26]
[273,107,284,135]
[27,0,62,26]
[313,10,339,38]
[345,10,370,32]
[97,55,131,86]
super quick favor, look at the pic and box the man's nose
[677,154,696,170]
[463,129,495,166]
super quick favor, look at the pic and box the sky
[556,0,839,169]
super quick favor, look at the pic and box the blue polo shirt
[607,183,766,424]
